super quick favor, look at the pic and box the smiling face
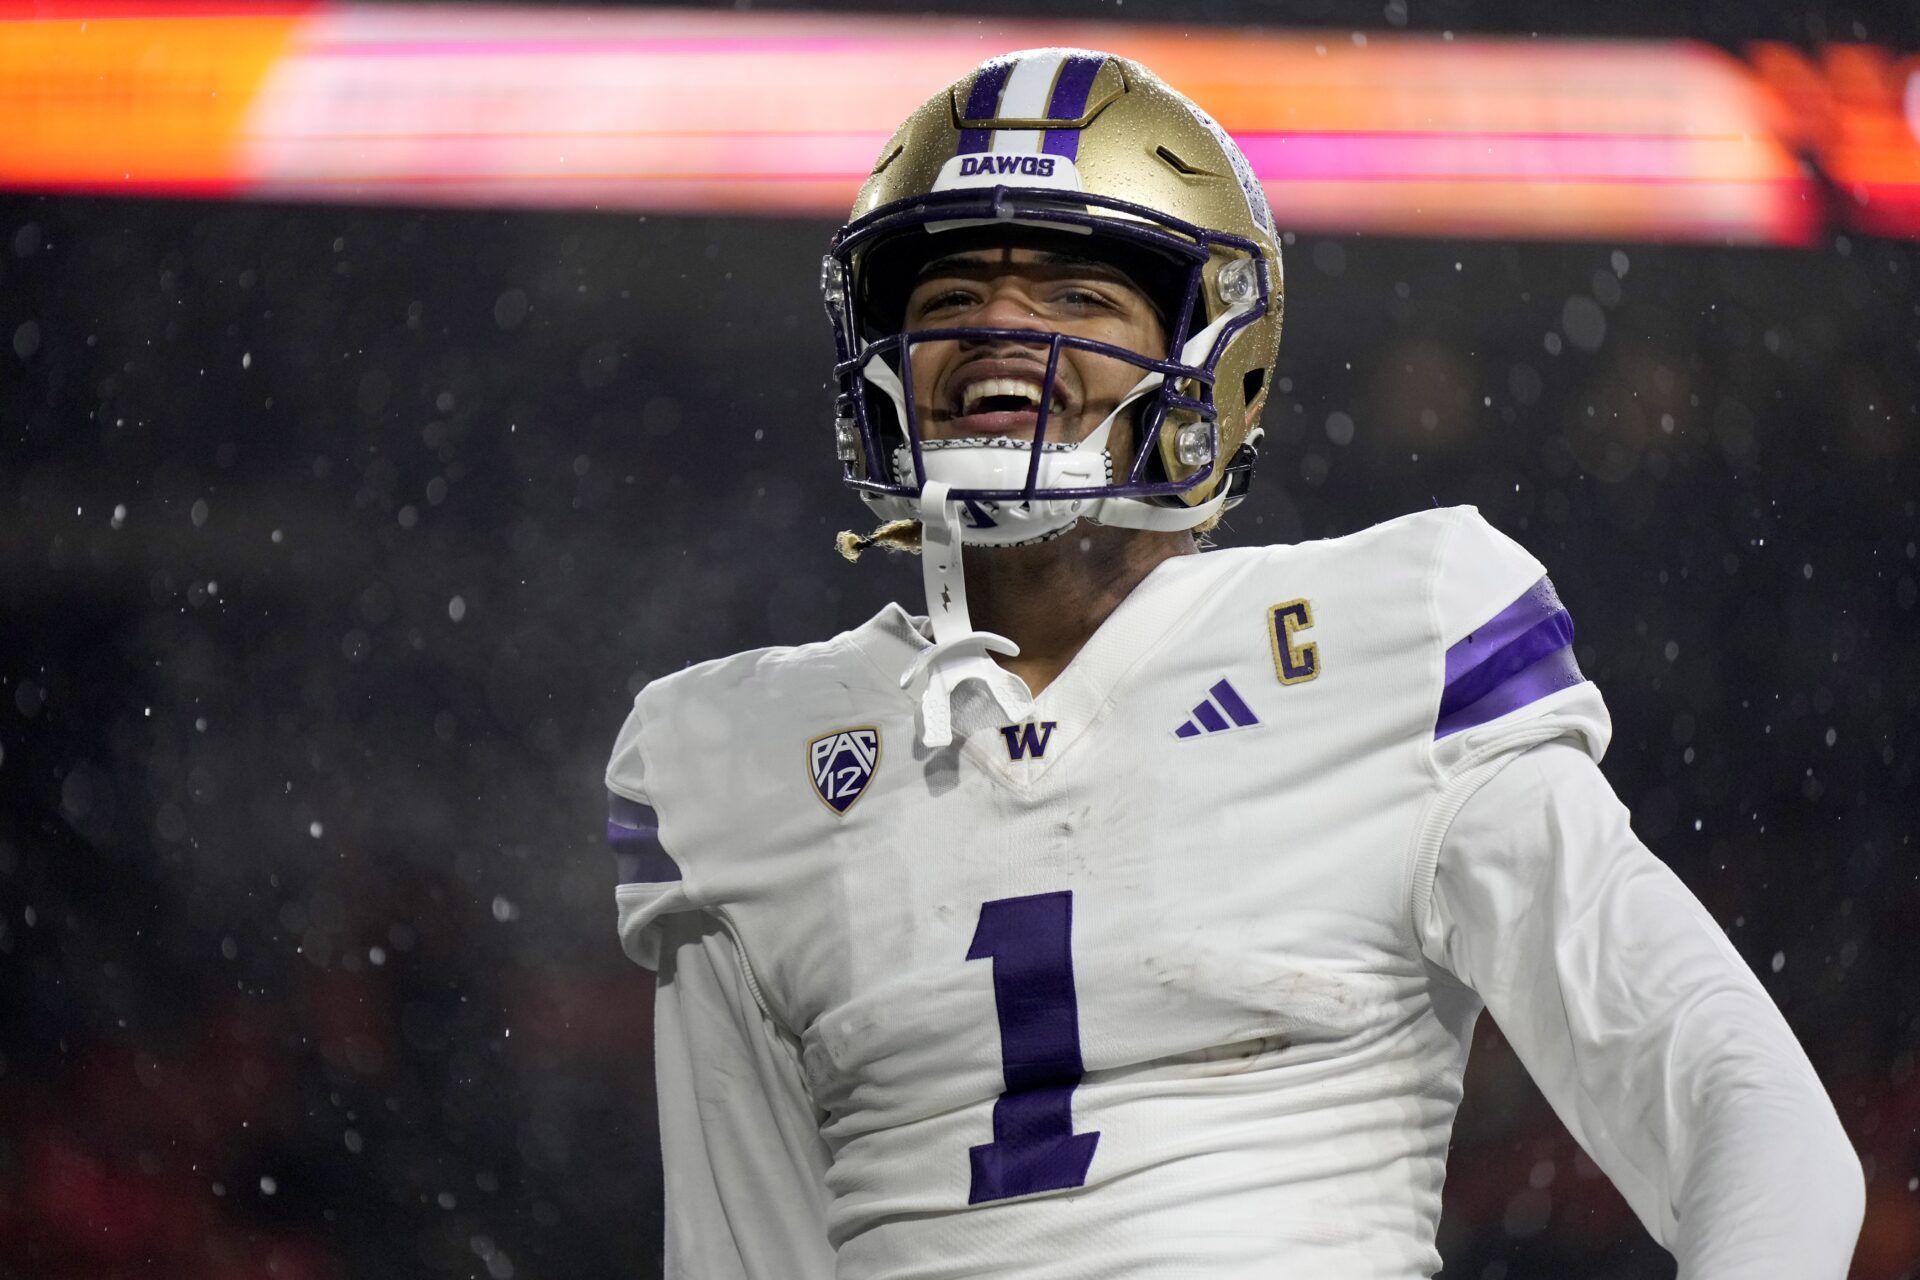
[901,245,1168,455]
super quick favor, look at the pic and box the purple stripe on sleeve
[607,791,680,884]
[1040,54,1104,159]
[1442,576,1567,690]
[1434,575,1583,738]
[608,791,654,831]
[1439,611,1575,723]
[1435,645,1585,740]
[1208,679,1260,728]
[956,58,1014,154]
[1193,700,1230,733]
[614,842,682,886]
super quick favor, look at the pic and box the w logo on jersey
[999,721,1057,761]
[809,727,880,815]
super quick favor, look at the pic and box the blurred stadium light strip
[1747,41,1920,240]
[2,1,1916,244]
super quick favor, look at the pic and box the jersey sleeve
[653,910,837,1280]
[1419,741,1863,1278]
[605,696,694,971]
[606,695,836,1275]
[1427,507,1610,775]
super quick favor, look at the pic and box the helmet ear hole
[1242,368,1266,405]
[1221,439,1259,503]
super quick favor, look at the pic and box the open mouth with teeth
[940,373,1071,438]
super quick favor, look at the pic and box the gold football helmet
[823,48,1284,546]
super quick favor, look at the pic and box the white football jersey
[608,506,1614,1277]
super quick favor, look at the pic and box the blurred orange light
[0,2,311,195]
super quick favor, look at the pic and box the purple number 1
[965,890,1101,1204]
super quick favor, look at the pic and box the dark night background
[3,2,1919,1276]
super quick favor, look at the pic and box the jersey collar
[849,549,1251,787]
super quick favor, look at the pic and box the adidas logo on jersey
[1173,679,1260,739]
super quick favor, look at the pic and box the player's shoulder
[1308,506,1603,763]
[1355,507,1601,761]
[1223,503,1490,564]
[1292,503,1534,571]
[1211,507,1597,754]
[606,607,904,802]
[1276,503,1567,663]
[641,632,844,714]
[600,608,912,968]
[1412,506,1555,647]
[1223,504,1543,616]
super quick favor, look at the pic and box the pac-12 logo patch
[808,727,880,816]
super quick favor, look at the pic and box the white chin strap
[898,481,1036,749]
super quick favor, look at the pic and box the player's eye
[911,286,980,318]
[1050,284,1117,311]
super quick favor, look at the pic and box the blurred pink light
[8,4,1893,242]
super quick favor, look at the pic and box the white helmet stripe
[989,51,1068,155]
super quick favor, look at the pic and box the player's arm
[605,702,835,1280]
[1418,740,1863,1279]
[651,908,836,1280]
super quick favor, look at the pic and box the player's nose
[961,284,1049,338]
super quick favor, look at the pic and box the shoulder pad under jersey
[601,630,889,968]
[1426,506,1610,773]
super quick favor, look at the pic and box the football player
[604,49,1862,1279]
